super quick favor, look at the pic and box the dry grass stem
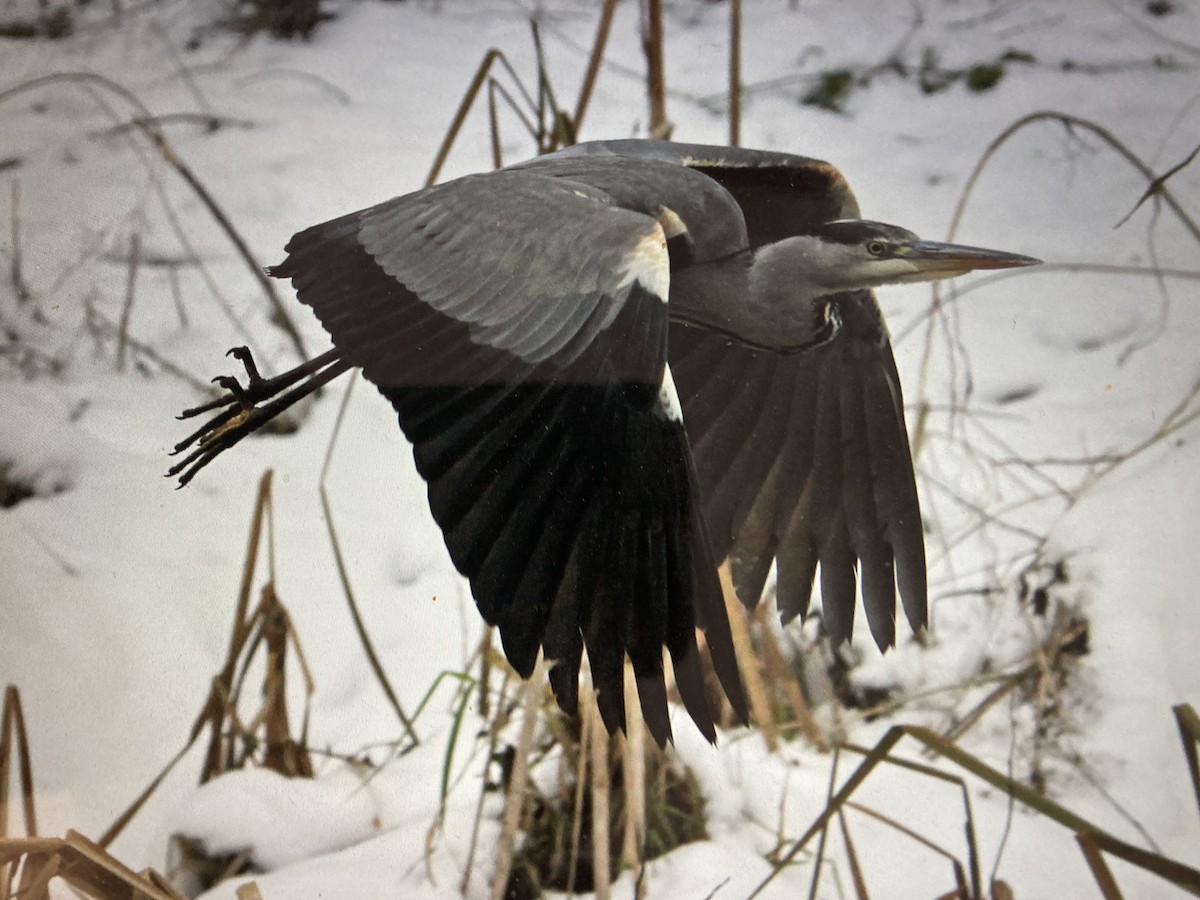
[459,673,512,895]
[1176,704,1200,826]
[755,606,826,749]
[1076,832,1125,900]
[620,663,647,870]
[805,745,841,900]
[719,565,777,748]
[1,685,38,895]
[8,180,31,306]
[639,0,671,138]
[0,686,37,842]
[589,696,612,900]
[115,232,141,372]
[427,49,506,186]
[836,810,869,899]
[566,692,592,894]
[490,665,544,900]
[728,0,741,146]
[1114,141,1200,228]
[751,717,1200,899]
[846,800,969,875]
[319,371,418,746]
[0,831,186,900]
[572,0,619,131]
[97,741,192,850]
[427,11,613,189]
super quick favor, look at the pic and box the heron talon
[226,345,264,385]
[212,375,251,407]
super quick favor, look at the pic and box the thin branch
[640,0,670,138]
[319,372,419,746]
[728,0,741,146]
[573,0,619,133]
[115,232,141,372]
[1114,141,1200,228]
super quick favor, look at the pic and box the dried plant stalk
[754,610,826,750]
[115,232,141,373]
[490,666,544,900]
[621,663,647,870]
[750,719,1200,899]
[719,566,777,748]
[728,0,742,146]
[1173,703,1200,824]
[573,0,620,132]
[319,375,418,745]
[1,685,38,896]
[565,691,592,894]
[0,831,185,900]
[0,686,37,841]
[640,0,671,138]
[589,696,612,899]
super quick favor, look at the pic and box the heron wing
[553,139,856,247]
[583,142,929,648]
[508,153,751,266]
[269,170,747,744]
[668,296,926,651]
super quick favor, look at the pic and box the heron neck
[669,247,830,350]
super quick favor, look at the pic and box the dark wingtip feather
[896,553,928,634]
[594,677,628,737]
[690,557,749,728]
[837,353,901,651]
[729,538,776,611]
[819,539,857,648]
[862,342,928,639]
[497,620,540,679]
[635,671,673,748]
[548,656,581,717]
[861,558,897,651]
[670,642,717,744]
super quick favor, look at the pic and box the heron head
[804,220,1041,291]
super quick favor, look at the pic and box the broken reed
[751,706,1200,899]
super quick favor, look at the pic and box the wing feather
[668,293,925,649]
[271,177,748,742]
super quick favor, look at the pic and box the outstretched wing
[685,145,926,648]
[560,140,927,648]
[269,169,747,744]
[668,298,926,650]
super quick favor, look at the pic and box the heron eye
[867,240,886,256]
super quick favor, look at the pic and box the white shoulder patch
[658,363,684,423]
[656,205,688,240]
[618,224,670,304]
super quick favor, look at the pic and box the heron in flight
[170,140,1038,745]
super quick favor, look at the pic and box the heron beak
[903,240,1042,276]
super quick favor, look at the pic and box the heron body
[171,139,1038,745]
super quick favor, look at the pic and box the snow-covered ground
[2,0,1199,897]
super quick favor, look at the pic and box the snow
[2,0,1200,897]
[172,767,385,871]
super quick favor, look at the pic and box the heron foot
[176,346,279,421]
[168,347,348,487]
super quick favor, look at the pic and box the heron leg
[168,346,349,486]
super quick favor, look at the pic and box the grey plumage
[170,139,1038,745]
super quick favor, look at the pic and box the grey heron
[170,139,1039,745]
